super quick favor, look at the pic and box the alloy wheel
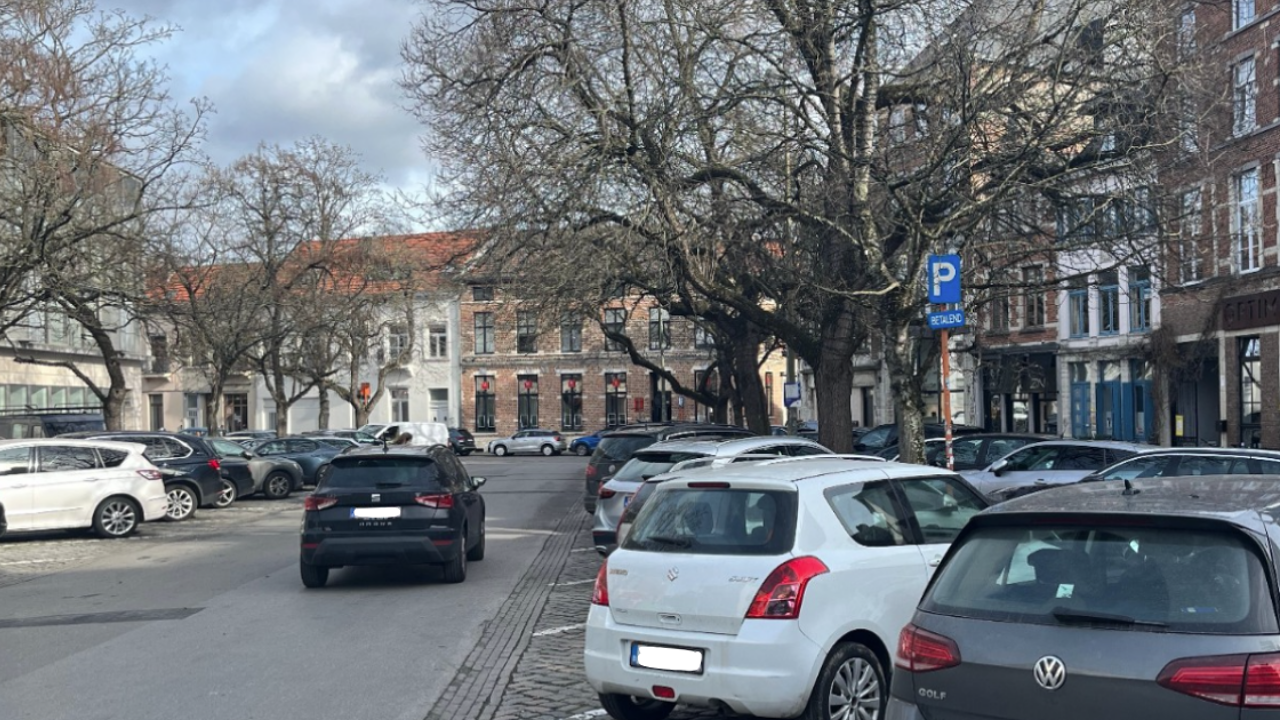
[215,480,237,508]
[166,488,195,520]
[100,501,137,536]
[828,657,881,720]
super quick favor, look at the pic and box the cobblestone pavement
[426,504,746,720]
[0,494,304,590]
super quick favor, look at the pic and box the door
[1095,380,1121,439]
[1070,382,1090,437]
[512,431,534,454]
[892,476,988,573]
[0,446,34,530]
[30,445,101,529]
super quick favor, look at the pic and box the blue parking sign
[927,255,962,304]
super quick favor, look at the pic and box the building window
[148,335,169,373]
[472,286,494,301]
[516,312,537,354]
[1067,277,1089,338]
[226,393,248,432]
[560,312,582,353]
[1241,337,1262,446]
[1180,188,1202,284]
[1235,0,1255,30]
[648,308,671,350]
[1022,266,1045,327]
[1235,168,1261,272]
[184,393,200,428]
[1128,267,1151,332]
[990,295,1010,332]
[1233,57,1256,136]
[427,325,447,358]
[603,309,626,352]
[474,312,495,354]
[517,375,539,429]
[389,325,410,360]
[765,372,774,419]
[889,107,907,143]
[561,374,583,430]
[605,372,627,426]
[1056,196,1095,244]
[391,387,410,422]
[474,376,495,432]
[1098,270,1120,335]
[694,323,715,349]
[149,394,164,431]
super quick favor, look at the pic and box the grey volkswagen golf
[888,475,1280,720]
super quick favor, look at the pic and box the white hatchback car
[585,458,990,720]
[0,439,170,538]
[960,439,1153,499]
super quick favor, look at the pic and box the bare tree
[1,0,206,428]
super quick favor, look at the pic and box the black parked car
[0,407,104,439]
[853,421,985,451]
[60,431,229,521]
[583,422,755,513]
[448,427,477,456]
[299,445,487,588]
[250,436,342,486]
[0,500,6,537]
[877,433,1050,471]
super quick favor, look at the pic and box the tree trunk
[103,385,126,431]
[815,349,855,453]
[317,380,330,429]
[883,322,927,463]
[208,376,225,435]
[355,402,370,428]
[730,334,770,434]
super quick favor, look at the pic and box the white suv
[0,439,170,538]
[585,458,990,720]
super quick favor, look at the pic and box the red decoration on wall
[523,379,533,390]
[611,376,621,389]
[480,380,490,391]
[567,378,577,390]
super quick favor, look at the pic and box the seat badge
[666,567,680,582]
[371,493,381,503]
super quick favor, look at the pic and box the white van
[372,422,449,447]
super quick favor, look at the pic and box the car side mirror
[472,476,487,488]
[991,458,1009,476]
[241,451,252,459]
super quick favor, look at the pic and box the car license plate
[622,494,632,507]
[351,507,401,519]
[630,643,703,674]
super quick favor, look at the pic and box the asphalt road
[0,453,585,720]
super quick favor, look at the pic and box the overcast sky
[110,0,435,196]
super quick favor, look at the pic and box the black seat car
[0,407,105,439]
[583,422,755,513]
[448,427,476,456]
[300,444,487,588]
[854,421,984,452]
[60,431,229,521]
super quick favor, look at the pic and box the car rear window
[321,458,441,490]
[596,435,657,462]
[622,487,796,556]
[923,522,1278,634]
[613,452,708,482]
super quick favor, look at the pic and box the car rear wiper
[375,481,406,488]
[642,534,694,549]
[1050,607,1167,628]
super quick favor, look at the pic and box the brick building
[1158,0,1280,449]
[458,284,788,440]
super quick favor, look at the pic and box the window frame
[1067,279,1089,338]
[1098,270,1120,335]
[427,325,448,359]
[1129,267,1151,332]
[648,308,671,350]
[1180,188,1202,284]
[474,376,495,432]
[516,311,538,354]
[474,312,495,355]
[1233,56,1257,136]
[1022,266,1045,327]
[603,308,626,352]
[560,312,582,353]
[1235,167,1261,273]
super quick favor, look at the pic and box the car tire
[493,445,508,457]
[540,445,554,456]
[262,472,293,500]
[460,450,472,456]
[442,529,467,583]
[575,444,590,456]
[214,479,237,508]
[92,496,141,539]
[300,560,329,588]
[598,694,674,720]
[466,519,486,561]
[802,641,886,720]
[164,485,198,522]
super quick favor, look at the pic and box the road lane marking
[570,547,596,553]
[531,623,586,637]
[549,578,595,587]
[0,559,60,566]
[562,711,607,720]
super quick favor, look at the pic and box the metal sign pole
[941,326,954,471]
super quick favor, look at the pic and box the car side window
[755,445,791,457]
[39,446,101,472]
[163,438,193,459]
[986,438,1030,462]
[258,441,285,455]
[946,438,983,467]
[288,439,318,453]
[1176,456,1230,476]
[1099,456,1170,481]
[896,477,987,544]
[98,449,128,467]
[210,439,246,457]
[789,445,828,457]
[1256,459,1280,474]
[1005,446,1057,471]
[0,446,30,474]
[824,481,910,547]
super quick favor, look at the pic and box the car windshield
[319,457,441,489]
[624,486,797,556]
[859,426,892,448]
[619,481,664,524]
[209,438,248,457]
[45,419,106,436]
[923,522,1278,634]
[613,452,708,482]
[596,435,656,462]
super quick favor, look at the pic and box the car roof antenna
[1122,478,1140,496]
[381,436,389,453]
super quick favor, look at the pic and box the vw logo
[1033,656,1066,691]
[666,567,680,582]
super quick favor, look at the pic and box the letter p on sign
[927,254,962,304]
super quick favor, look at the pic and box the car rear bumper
[301,535,459,567]
[886,698,923,719]
[143,493,170,521]
[584,605,821,718]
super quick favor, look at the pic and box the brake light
[598,488,617,499]
[586,464,598,481]
[414,494,455,509]
[207,458,221,471]
[688,481,730,489]
[1159,653,1280,707]
[745,556,828,619]
[896,623,961,672]
[303,496,337,512]
[592,560,609,606]
[137,469,164,481]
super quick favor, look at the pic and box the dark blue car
[569,429,610,456]
[249,436,342,487]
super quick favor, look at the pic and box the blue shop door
[1096,381,1122,439]
[1071,383,1091,438]
[1130,380,1153,443]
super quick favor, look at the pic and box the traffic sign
[783,382,801,408]
[927,254,962,304]
[927,309,967,329]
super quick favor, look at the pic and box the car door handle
[10,483,28,489]
[929,555,943,568]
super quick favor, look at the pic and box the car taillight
[896,623,961,672]
[303,496,338,512]
[207,458,221,471]
[137,469,164,481]
[598,488,617,499]
[1159,653,1280,707]
[414,494,455,509]
[745,556,828,619]
[592,560,609,606]
[586,464,598,481]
